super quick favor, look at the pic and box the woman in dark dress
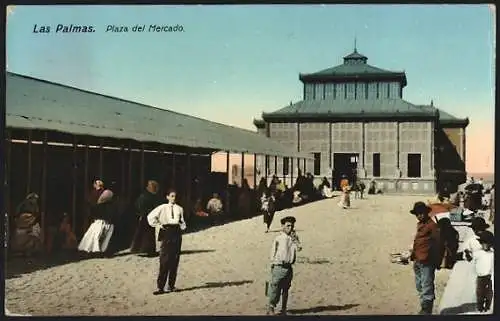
[130,180,164,255]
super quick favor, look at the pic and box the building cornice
[299,73,408,87]
[261,112,437,123]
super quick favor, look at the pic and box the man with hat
[409,201,444,315]
[266,216,301,315]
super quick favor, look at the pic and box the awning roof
[6,72,312,159]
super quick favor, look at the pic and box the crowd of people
[399,176,495,315]
[9,170,493,315]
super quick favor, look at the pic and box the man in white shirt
[266,216,301,315]
[147,189,187,295]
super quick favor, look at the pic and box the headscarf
[97,189,114,204]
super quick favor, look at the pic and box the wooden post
[186,153,192,216]
[264,155,268,183]
[121,145,126,196]
[172,153,176,188]
[5,130,12,218]
[83,141,89,234]
[72,136,77,235]
[99,138,104,178]
[253,154,257,189]
[40,132,48,246]
[274,156,278,175]
[282,157,286,183]
[225,151,230,215]
[303,158,306,174]
[140,143,145,188]
[226,151,230,184]
[241,152,245,186]
[127,142,133,198]
[26,130,32,194]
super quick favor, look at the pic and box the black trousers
[157,225,182,290]
[476,275,493,312]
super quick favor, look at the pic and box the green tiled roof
[261,99,468,126]
[299,50,407,85]
[265,99,434,116]
[6,72,313,159]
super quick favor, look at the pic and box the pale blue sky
[7,4,495,132]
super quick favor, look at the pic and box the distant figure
[131,180,164,256]
[368,179,376,195]
[206,193,223,215]
[319,177,334,198]
[266,216,301,315]
[11,193,43,256]
[437,218,459,269]
[55,213,78,251]
[337,175,350,209]
[473,231,494,313]
[78,189,116,255]
[261,190,276,233]
[460,217,490,262]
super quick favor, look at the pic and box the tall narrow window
[354,82,358,99]
[323,83,326,100]
[333,84,337,99]
[313,153,321,176]
[365,83,369,99]
[344,84,347,99]
[283,157,289,175]
[373,153,381,177]
[387,83,390,98]
[376,83,380,98]
[312,85,316,100]
[407,154,421,178]
[265,155,270,174]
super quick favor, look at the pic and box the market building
[253,47,469,194]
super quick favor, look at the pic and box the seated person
[206,193,223,215]
[194,199,209,217]
[59,213,78,250]
[292,190,303,205]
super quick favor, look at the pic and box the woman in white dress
[78,190,115,254]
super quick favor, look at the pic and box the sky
[6,4,495,174]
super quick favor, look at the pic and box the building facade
[253,48,469,194]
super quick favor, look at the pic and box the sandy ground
[5,194,451,316]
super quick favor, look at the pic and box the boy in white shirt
[266,216,302,315]
[147,189,187,295]
[473,231,494,313]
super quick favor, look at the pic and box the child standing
[473,230,494,313]
[266,216,302,315]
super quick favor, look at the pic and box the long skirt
[78,219,114,253]
[130,216,156,254]
[263,210,276,229]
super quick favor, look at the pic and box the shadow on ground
[440,302,478,315]
[296,257,332,265]
[288,304,359,314]
[5,251,90,279]
[181,249,216,255]
[177,280,254,293]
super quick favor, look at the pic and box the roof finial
[354,36,357,53]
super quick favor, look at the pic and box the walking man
[409,202,444,315]
[147,189,187,295]
[266,216,301,315]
